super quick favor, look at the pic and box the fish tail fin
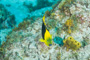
[40,39,45,42]
[42,15,46,25]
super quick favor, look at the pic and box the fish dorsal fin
[44,29,51,40]
[42,15,46,25]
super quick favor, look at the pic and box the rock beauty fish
[40,15,52,46]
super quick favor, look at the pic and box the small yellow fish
[40,16,52,46]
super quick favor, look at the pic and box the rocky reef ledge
[0,0,90,60]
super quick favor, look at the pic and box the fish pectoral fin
[40,39,45,42]
[50,35,52,38]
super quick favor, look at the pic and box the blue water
[0,0,59,46]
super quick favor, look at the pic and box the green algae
[12,20,30,31]
[12,15,37,31]
[45,10,51,17]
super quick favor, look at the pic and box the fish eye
[49,44,52,46]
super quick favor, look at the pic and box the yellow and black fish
[40,16,52,46]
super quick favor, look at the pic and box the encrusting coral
[65,19,73,34]
[63,36,81,51]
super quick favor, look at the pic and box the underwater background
[0,0,90,60]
